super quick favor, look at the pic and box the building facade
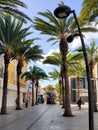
[70,77,88,103]
[70,62,98,104]
[0,56,28,108]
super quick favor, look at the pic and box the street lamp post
[54,5,94,130]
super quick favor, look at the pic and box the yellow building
[0,56,28,108]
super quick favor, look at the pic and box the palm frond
[0,2,32,23]
[43,52,61,66]
[49,68,60,80]
[0,0,27,8]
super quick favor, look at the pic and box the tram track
[26,105,51,130]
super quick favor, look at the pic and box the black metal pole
[72,10,94,130]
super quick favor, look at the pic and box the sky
[20,0,98,88]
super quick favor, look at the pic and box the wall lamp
[54,5,94,130]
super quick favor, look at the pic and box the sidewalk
[0,103,98,130]
[30,104,98,130]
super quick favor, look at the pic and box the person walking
[77,97,82,110]
[25,99,28,108]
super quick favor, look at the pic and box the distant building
[70,62,98,104]
[70,77,88,103]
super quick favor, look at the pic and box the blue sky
[20,0,98,88]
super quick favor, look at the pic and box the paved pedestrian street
[0,104,98,130]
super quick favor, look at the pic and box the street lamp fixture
[54,6,71,18]
[67,34,79,43]
[54,5,94,130]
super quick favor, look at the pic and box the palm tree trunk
[94,84,97,112]
[1,58,9,114]
[60,38,73,117]
[35,87,38,105]
[16,73,21,110]
[59,78,62,105]
[92,80,97,112]
[62,76,65,108]
[16,62,22,110]
[35,81,38,105]
[31,81,34,106]
[90,62,97,112]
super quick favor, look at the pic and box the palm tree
[22,66,48,106]
[44,52,83,94]
[69,63,86,100]
[55,82,61,104]
[79,0,98,24]
[49,69,62,104]
[13,39,44,109]
[43,52,64,106]
[86,40,98,112]
[22,66,36,106]
[0,0,32,23]
[33,1,98,116]
[43,51,83,107]
[75,39,98,111]
[0,15,33,114]
[0,16,22,114]
[44,84,55,92]
[34,68,48,105]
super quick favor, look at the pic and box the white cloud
[70,31,98,50]
[36,48,59,66]
[69,37,81,50]
[70,23,98,50]
[83,32,98,42]
[46,48,59,56]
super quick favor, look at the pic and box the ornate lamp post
[54,5,94,130]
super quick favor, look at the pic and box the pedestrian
[42,97,44,104]
[25,99,28,108]
[77,97,82,110]
[15,98,18,109]
[15,98,18,106]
